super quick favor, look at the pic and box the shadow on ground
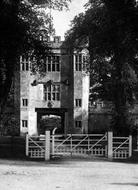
[0,155,138,168]
[111,183,138,187]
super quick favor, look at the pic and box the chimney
[54,36,61,43]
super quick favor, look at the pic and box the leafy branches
[0,0,71,113]
[65,0,138,134]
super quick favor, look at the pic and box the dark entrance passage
[35,108,68,135]
[39,115,61,134]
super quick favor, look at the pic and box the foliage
[0,114,20,136]
[0,0,71,135]
[65,0,138,135]
[0,0,70,113]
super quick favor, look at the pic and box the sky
[51,0,88,40]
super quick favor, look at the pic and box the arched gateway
[35,108,68,135]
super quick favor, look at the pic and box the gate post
[52,128,57,155]
[129,135,132,157]
[45,131,50,161]
[26,134,29,156]
[107,131,113,160]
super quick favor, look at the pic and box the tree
[0,0,71,135]
[65,0,138,135]
[0,0,71,114]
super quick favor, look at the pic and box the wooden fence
[26,131,50,160]
[26,131,132,160]
[52,134,107,157]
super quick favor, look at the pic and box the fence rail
[26,132,132,160]
[52,134,107,157]
[26,131,50,160]
[112,136,132,159]
[26,135,45,158]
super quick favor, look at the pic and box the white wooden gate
[26,131,50,160]
[113,136,132,159]
[26,135,45,158]
[25,132,132,160]
[51,134,107,157]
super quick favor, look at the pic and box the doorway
[35,108,68,135]
[39,115,61,134]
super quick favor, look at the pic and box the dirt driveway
[0,158,137,190]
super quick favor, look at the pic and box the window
[20,55,29,71]
[44,84,60,101]
[82,55,88,71]
[40,35,43,41]
[75,54,82,71]
[75,99,82,107]
[75,121,82,128]
[22,120,28,127]
[26,62,29,71]
[75,62,82,71]
[75,54,89,71]
[22,99,28,106]
[45,56,60,72]
[47,57,52,71]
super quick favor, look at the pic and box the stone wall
[88,102,138,133]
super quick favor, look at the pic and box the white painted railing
[26,131,132,160]
[113,136,132,159]
[26,131,50,160]
[52,134,107,157]
[26,135,45,158]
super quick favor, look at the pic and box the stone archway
[35,108,68,135]
[39,115,61,134]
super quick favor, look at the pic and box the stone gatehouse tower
[14,36,89,136]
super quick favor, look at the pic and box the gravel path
[0,159,137,190]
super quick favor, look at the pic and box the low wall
[88,112,138,133]
[88,113,112,133]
